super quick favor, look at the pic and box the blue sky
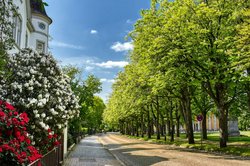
[44,0,151,102]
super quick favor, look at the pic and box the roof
[30,0,52,24]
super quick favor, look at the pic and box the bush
[0,100,42,165]
[1,49,80,153]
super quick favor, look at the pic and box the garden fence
[28,144,63,166]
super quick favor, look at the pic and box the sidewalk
[63,135,121,166]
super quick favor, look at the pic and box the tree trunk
[167,119,171,136]
[136,119,139,137]
[213,82,228,148]
[186,103,194,144]
[156,96,160,140]
[176,107,180,137]
[141,113,144,137]
[151,122,154,135]
[126,122,129,135]
[171,125,175,142]
[218,106,228,147]
[247,69,250,114]
[181,85,195,144]
[161,117,165,136]
[147,109,151,139]
[201,111,207,139]
[132,120,135,136]
[170,108,174,142]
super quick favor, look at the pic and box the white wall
[12,0,28,50]
[31,16,49,35]
[29,30,49,53]
[30,16,49,54]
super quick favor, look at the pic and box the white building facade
[11,0,52,54]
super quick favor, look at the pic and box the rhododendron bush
[0,100,42,165]
[0,49,80,152]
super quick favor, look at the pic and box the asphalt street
[64,133,250,166]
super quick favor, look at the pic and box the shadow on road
[109,147,169,166]
[100,133,250,166]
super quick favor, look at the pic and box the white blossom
[1,49,80,146]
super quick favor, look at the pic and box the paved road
[99,133,250,166]
[63,135,121,166]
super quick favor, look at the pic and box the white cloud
[95,61,128,68]
[54,55,98,66]
[85,66,95,71]
[50,40,84,50]
[100,78,115,83]
[110,41,133,52]
[90,30,98,34]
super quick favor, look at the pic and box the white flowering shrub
[1,49,80,152]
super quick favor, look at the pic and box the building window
[36,40,45,53]
[38,22,46,30]
[13,16,22,47]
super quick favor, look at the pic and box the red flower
[12,118,19,125]
[27,146,36,152]
[0,101,42,165]
[25,138,31,144]
[20,151,27,158]
[48,135,53,139]
[53,141,60,146]
[19,112,29,123]
[2,144,11,150]
[0,111,5,118]
[53,134,58,138]
[18,135,25,142]
[47,128,52,133]
[5,102,15,110]
[15,131,21,137]
[20,121,25,126]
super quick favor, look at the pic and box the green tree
[85,96,106,133]
[63,66,102,135]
